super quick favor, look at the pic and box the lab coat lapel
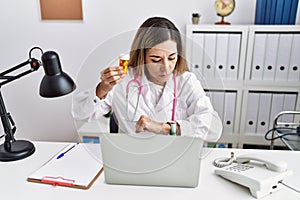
[155,75,175,114]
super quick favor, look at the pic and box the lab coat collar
[142,73,176,117]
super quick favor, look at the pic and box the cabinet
[186,25,300,148]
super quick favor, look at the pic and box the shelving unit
[186,24,300,148]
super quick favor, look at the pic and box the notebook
[27,143,103,189]
[99,133,204,187]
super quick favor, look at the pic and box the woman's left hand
[135,115,164,134]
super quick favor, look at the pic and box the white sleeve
[176,73,223,142]
[72,87,112,122]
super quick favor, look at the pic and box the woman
[73,17,222,141]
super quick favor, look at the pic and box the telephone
[214,153,292,199]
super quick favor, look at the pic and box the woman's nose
[160,58,170,72]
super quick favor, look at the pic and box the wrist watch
[167,122,177,136]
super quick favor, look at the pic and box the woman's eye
[169,57,176,61]
[151,59,161,63]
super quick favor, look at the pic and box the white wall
[0,0,299,142]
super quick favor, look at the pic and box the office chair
[109,112,119,133]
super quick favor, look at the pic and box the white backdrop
[0,0,299,142]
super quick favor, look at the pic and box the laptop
[99,133,204,187]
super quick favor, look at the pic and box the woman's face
[145,40,178,86]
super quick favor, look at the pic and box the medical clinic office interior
[0,0,299,150]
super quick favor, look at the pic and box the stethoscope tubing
[125,72,177,122]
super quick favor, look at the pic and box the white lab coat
[72,68,222,142]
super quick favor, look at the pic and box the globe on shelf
[214,0,235,25]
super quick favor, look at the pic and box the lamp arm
[0,57,40,150]
[0,58,41,87]
[0,90,16,150]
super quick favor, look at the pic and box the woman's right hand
[96,66,125,99]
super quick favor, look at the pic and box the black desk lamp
[0,47,76,162]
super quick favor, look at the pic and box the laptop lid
[99,133,203,187]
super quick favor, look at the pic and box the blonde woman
[73,17,222,141]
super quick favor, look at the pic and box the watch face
[215,0,235,17]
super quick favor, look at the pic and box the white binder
[223,92,236,134]
[282,93,297,122]
[256,93,272,135]
[269,93,284,130]
[211,91,225,122]
[251,34,266,80]
[287,34,300,81]
[191,33,204,77]
[215,34,229,80]
[226,34,241,80]
[275,34,293,81]
[263,34,279,81]
[203,33,216,80]
[245,92,260,134]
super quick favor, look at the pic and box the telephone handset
[214,153,292,199]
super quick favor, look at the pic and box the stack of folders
[251,32,300,82]
[255,0,299,24]
[27,143,103,189]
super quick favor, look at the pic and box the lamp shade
[39,51,76,98]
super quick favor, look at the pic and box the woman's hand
[135,115,166,134]
[96,66,125,99]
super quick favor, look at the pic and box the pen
[56,142,79,159]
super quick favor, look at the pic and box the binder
[191,33,204,77]
[245,92,260,134]
[223,92,236,134]
[256,93,272,135]
[263,33,279,81]
[264,0,272,24]
[275,0,285,24]
[287,34,300,81]
[255,0,267,24]
[275,34,293,81]
[269,93,284,130]
[211,91,225,122]
[289,0,299,24]
[27,143,104,189]
[282,93,297,122]
[215,34,229,80]
[251,33,266,80]
[281,0,292,24]
[269,0,277,24]
[203,33,216,80]
[226,33,240,80]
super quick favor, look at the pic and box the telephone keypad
[226,164,254,173]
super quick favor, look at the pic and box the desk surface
[1,141,300,200]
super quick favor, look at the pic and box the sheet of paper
[28,143,103,188]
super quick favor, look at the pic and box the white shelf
[186,24,300,148]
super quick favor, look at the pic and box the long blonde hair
[128,17,189,76]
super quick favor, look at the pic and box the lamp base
[0,140,35,162]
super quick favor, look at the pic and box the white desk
[1,141,299,200]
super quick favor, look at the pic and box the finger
[135,117,146,133]
[101,67,125,85]
[101,66,124,80]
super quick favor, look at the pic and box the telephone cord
[213,152,235,168]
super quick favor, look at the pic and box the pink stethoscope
[126,73,177,121]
